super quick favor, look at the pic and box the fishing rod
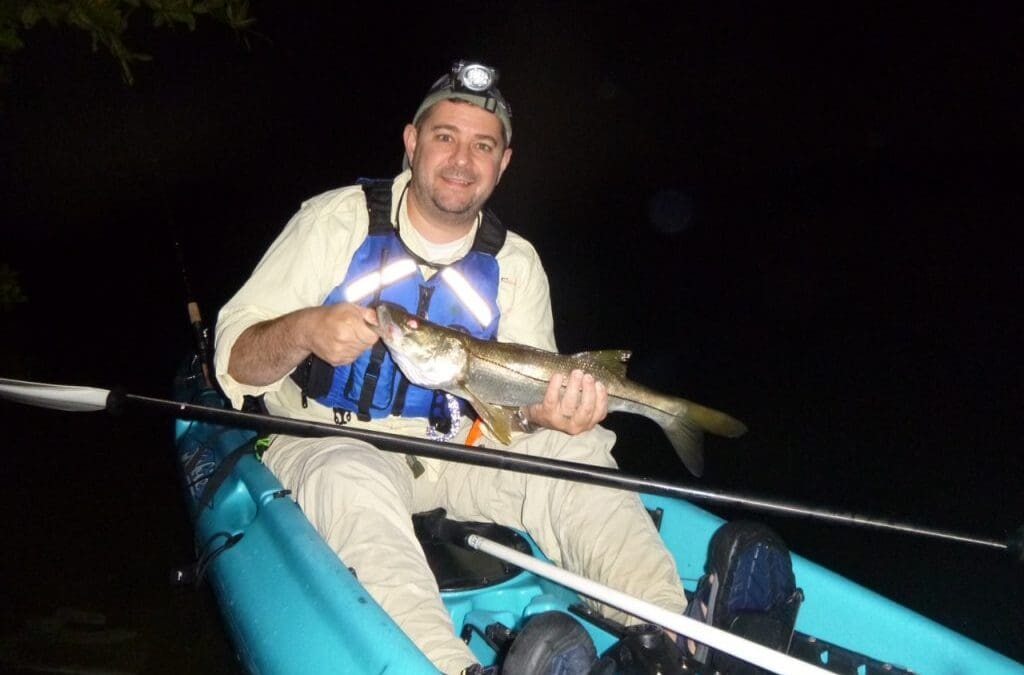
[1,377,1020,560]
[172,239,214,389]
[154,154,214,390]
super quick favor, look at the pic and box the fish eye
[406,318,419,329]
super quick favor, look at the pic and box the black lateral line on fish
[465,349,551,383]
[465,348,656,411]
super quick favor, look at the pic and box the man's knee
[308,442,401,482]
[279,441,412,516]
[516,426,618,468]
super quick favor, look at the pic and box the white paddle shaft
[466,534,830,675]
[0,378,109,412]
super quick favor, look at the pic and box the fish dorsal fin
[462,385,516,445]
[570,350,632,377]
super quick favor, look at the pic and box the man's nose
[451,142,471,165]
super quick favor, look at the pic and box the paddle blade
[0,378,110,412]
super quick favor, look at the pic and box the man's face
[403,100,512,229]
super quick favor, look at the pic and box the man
[215,60,689,673]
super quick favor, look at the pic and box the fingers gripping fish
[374,302,747,477]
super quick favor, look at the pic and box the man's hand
[228,302,379,386]
[307,303,380,366]
[522,369,608,435]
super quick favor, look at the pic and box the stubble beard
[413,171,485,228]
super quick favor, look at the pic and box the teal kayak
[173,368,1023,675]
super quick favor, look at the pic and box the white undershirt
[418,235,466,263]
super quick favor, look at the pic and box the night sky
[2,3,1022,671]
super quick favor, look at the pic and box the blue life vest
[291,178,506,426]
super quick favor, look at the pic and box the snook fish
[375,303,747,477]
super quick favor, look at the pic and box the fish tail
[654,399,748,478]
[656,413,707,477]
[681,399,749,439]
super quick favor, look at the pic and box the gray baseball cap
[411,60,513,145]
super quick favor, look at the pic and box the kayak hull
[174,382,1023,674]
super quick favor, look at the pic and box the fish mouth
[374,303,409,344]
[375,321,404,346]
[373,305,394,339]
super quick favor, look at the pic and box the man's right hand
[227,302,380,386]
[306,303,380,366]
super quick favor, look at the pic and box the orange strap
[465,418,485,447]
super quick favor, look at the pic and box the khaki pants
[263,426,687,674]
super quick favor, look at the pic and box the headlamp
[454,62,497,92]
[410,59,513,146]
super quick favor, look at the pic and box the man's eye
[475,143,494,153]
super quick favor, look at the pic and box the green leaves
[148,0,202,30]
[0,0,254,84]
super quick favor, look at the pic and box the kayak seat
[412,508,532,592]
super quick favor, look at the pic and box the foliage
[0,0,254,83]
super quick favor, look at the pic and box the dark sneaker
[683,521,803,674]
[502,611,597,675]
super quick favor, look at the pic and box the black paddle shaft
[113,391,1016,556]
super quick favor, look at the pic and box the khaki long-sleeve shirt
[214,170,556,438]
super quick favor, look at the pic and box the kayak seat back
[413,508,531,592]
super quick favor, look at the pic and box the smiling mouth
[441,173,474,187]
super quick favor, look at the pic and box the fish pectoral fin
[462,388,515,445]
[571,350,632,377]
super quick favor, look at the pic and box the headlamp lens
[456,63,496,92]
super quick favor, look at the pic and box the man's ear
[496,146,513,184]
[402,124,418,167]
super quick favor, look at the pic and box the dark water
[2,4,1022,672]
[2,410,244,674]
